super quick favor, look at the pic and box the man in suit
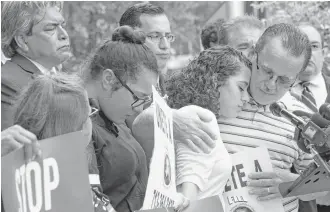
[285,23,328,112]
[1,1,72,130]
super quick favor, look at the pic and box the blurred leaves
[252,1,330,43]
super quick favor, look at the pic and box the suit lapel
[10,54,42,75]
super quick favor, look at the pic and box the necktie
[301,82,318,112]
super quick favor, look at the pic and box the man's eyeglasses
[89,107,99,118]
[115,75,153,108]
[256,53,297,88]
[146,33,176,43]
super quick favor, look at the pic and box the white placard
[222,147,285,212]
[142,86,177,210]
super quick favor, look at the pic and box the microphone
[319,103,330,121]
[310,113,330,128]
[292,110,312,118]
[270,102,330,154]
[270,102,307,128]
[292,110,330,128]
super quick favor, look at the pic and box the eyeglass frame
[114,75,153,108]
[255,52,298,88]
[89,107,99,118]
[146,32,176,43]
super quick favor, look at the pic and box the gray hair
[255,23,312,72]
[14,73,89,140]
[1,1,63,58]
[223,15,265,44]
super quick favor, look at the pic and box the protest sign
[141,86,177,210]
[222,147,285,212]
[138,195,224,212]
[1,131,94,212]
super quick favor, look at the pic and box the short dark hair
[166,45,251,118]
[255,23,312,72]
[82,26,158,90]
[119,2,165,28]
[298,21,325,48]
[201,19,226,50]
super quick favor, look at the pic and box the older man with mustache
[1,1,72,131]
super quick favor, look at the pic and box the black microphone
[319,103,330,121]
[310,113,330,128]
[292,110,313,119]
[270,102,307,128]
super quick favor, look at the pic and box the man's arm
[131,104,218,154]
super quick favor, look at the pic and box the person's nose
[159,36,170,50]
[265,76,277,90]
[58,26,69,40]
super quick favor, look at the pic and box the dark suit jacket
[1,54,42,130]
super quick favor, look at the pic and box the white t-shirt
[175,106,232,207]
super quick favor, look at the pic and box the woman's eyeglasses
[115,75,153,108]
[89,107,99,118]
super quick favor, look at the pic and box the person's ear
[102,69,116,93]
[14,34,29,52]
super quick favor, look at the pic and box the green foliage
[251,1,330,44]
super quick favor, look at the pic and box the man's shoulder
[1,59,36,91]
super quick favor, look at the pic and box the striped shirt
[218,101,313,212]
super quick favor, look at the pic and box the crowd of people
[1,2,329,212]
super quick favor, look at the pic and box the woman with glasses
[165,45,252,209]
[81,25,159,212]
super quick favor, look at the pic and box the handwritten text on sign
[142,86,176,210]
[222,147,285,212]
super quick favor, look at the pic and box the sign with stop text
[222,147,285,212]
[141,86,177,210]
[1,131,94,212]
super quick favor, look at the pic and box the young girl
[166,45,252,209]
[13,73,114,212]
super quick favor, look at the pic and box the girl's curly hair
[166,45,251,117]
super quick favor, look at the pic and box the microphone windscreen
[310,113,330,128]
[293,110,313,118]
[270,102,286,117]
[319,103,330,120]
